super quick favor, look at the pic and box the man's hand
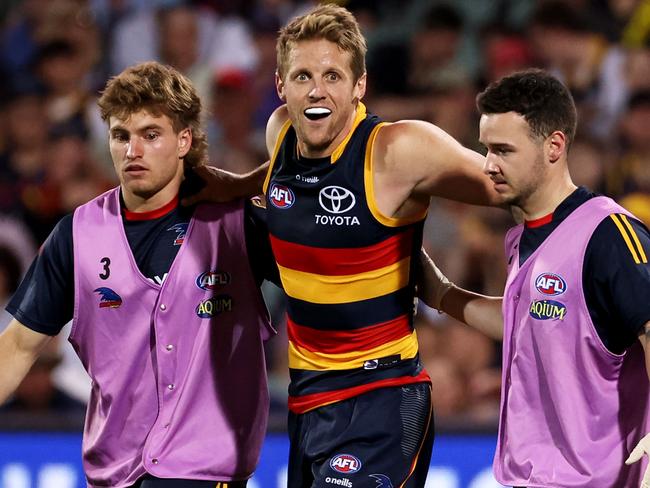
[417,248,453,311]
[181,163,269,206]
[626,433,650,488]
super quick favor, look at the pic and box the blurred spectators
[1,0,649,427]
[0,338,86,413]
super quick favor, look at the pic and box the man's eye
[326,73,339,81]
[146,132,159,140]
[296,73,308,81]
[113,133,128,142]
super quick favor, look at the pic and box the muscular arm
[372,120,501,220]
[0,320,52,405]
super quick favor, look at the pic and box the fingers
[626,444,645,465]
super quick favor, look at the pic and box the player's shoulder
[46,214,74,247]
[592,212,650,265]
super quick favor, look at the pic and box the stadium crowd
[0,0,649,430]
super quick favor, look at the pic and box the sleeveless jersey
[264,104,430,413]
[495,197,650,487]
[71,188,273,487]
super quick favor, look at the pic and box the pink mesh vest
[495,197,650,487]
[71,188,273,487]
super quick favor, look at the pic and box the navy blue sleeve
[584,214,650,353]
[5,214,74,335]
[244,199,281,288]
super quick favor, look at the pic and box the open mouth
[304,107,331,121]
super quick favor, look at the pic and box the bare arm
[373,120,501,220]
[0,319,52,405]
[439,287,504,340]
[418,249,503,340]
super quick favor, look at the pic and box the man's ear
[275,71,286,102]
[178,128,192,158]
[547,131,566,163]
[353,72,367,103]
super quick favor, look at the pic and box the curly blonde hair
[277,4,367,82]
[98,61,207,168]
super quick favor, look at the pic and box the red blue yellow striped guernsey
[264,104,431,413]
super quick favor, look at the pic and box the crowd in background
[0,0,649,431]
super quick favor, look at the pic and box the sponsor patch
[167,223,188,246]
[269,183,295,209]
[196,294,233,318]
[534,272,567,296]
[529,299,567,320]
[319,186,356,214]
[369,474,393,487]
[330,454,361,474]
[295,174,319,184]
[94,287,122,308]
[325,477,352,487]
[196,270,231,290]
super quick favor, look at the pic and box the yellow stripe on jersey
[278,257,411,304]
[262,119,292,195]
[620,214,648,263]
[288,330,419,370]
[364,123,428,227]
[330,103,367,164]
[610,214,642,264]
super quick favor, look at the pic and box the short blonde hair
[277,4,366,82]
[98,61,207,168]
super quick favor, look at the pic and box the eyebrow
[110,124,164,134]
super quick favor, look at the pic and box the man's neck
[121,187,180,214]
[520,177,577,222]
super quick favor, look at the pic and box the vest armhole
[263,119,292,195]
[364,122,428,228]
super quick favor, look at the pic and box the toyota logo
[318,186,356,214]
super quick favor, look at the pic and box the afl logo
[319,186,356,214]
[535,273,567,296]
[330,454,362,474]
[196,271,231,290]
[269,183,295,209]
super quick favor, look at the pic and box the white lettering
[314,215,361,226]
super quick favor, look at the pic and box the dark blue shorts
[288,383,434,488]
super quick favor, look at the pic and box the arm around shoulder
[374,120,500,207]
[0,319,53,405]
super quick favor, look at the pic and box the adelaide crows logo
[94,287,122,308]
[167,223,188,246]
[369,474,393,487]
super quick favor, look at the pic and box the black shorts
[131,477,247,488]
[288,383,434,488]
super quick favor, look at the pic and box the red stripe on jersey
[287,315,412,354]
[269,228,413,276]
[288,371,431,414]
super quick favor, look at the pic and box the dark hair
[476,68,577,145]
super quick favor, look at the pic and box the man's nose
[308,79,326,100]
[126,138,143,159]
[483,153,499,175]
